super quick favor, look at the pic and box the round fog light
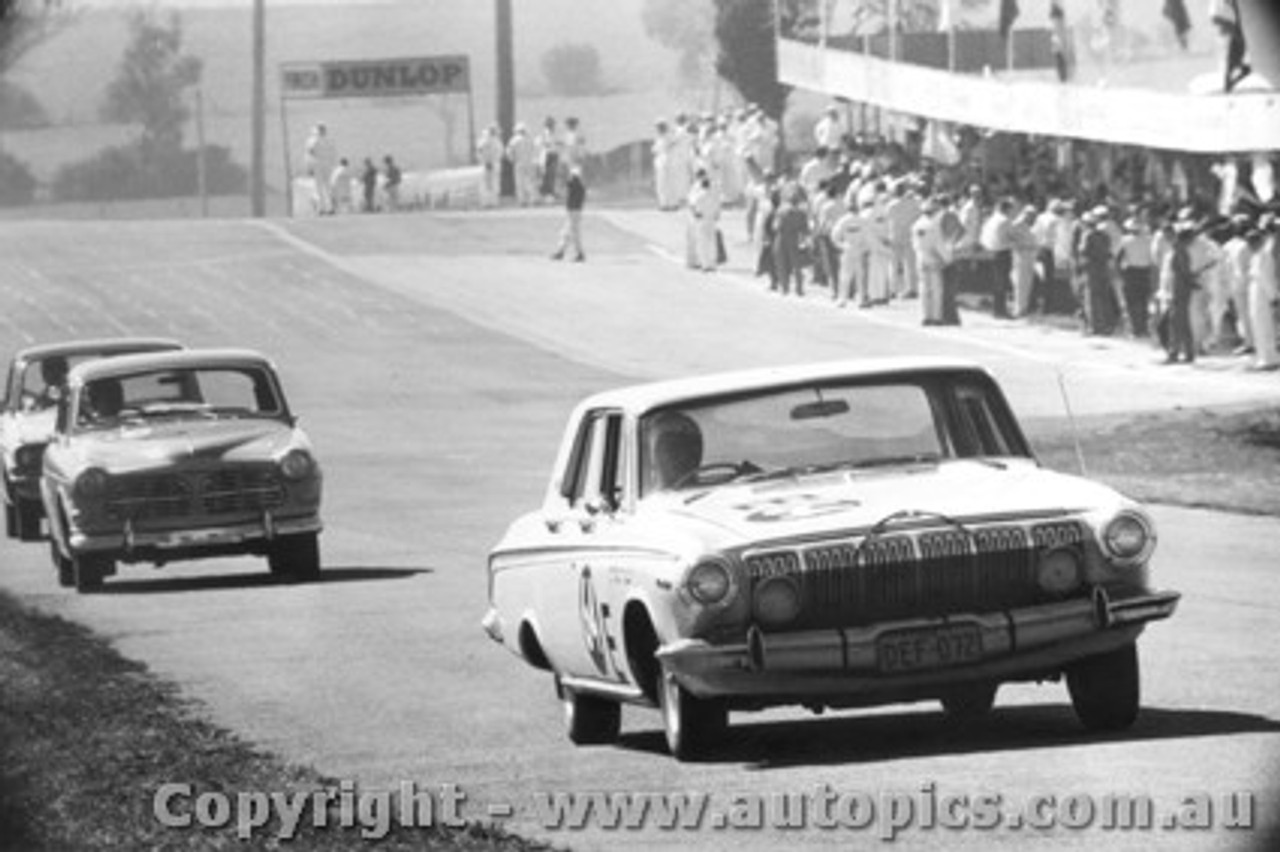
[1037,548,1082,595]
[753,575,802,627]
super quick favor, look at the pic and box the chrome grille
[105,475,192,521]
[199,468,284,515]
[744,521,1086,630]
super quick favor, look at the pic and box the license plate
[162,529,238,547]
[877,624,983,673]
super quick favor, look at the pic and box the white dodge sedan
[483,358,1179,760]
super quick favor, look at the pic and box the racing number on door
[578,565,611,676]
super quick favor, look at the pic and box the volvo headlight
[1101,511,1155,566]
[753,575,802,627]
[279,449,315,481]
[685,558,735,606]
[74,467,110,500]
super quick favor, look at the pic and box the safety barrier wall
[778,38,1280,154]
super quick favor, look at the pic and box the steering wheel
[672,460,761,489]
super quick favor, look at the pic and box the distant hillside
[5,0,717,186]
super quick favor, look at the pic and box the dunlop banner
[281,56,470,99]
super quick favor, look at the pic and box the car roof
[578,357,994,414]
[67,348,275,384]
[14,337,183,363]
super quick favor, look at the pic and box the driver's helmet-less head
[86,378,125,420]
[648,410,703,490]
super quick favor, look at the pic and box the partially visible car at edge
[40,348,323,592]
[483,358,1180,760]
[2,338,183,541]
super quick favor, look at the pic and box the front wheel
[1066,643,1140,732]
[659,667,727,761]
[72,553,113,593]
[268,532,321,582]
[14,498,43,542]
[51,540,74,588]
[558,678,621,745]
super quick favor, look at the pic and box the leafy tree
[100,10,202,155]
[1,0,77,76]
[52,143,246,202]
[641,0,715,85]
[713,0,789,119]
[0,78,46,128]
[541,43,604,96]
[0,147,36,205]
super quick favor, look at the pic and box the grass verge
[1027,404,1280,517]
[0,591,554,851]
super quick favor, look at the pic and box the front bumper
[657,588,1180,702]
[71,511,323,559]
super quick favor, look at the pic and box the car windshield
[638,378,1022,494]
[75,365,283,429]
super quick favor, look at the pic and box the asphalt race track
[1,211,1277,851]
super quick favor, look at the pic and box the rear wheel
[3,499,15,539]
[557,678,621,745]
[268,532,321,582]
[1066,643,1140,732]
[659,667,727,761]
[72,553,112,593]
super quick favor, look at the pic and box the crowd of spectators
[651,103,1280,372]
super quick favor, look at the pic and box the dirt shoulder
[1026,404,1280,517]
[0,591,553,852]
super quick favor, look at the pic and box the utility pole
[250,0,266,217]
[194,86,208,217]
[495,0,515,198]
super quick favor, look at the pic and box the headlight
[74,467,110,500]
[685,559,734,606]
[1101,511,1155,566]
[279,449,315,481]
[14,444,44,474]
[1036,548,1082,595]
[753,575,802,627]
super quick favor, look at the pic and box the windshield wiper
[134,403,215,419]
[848,453,942,470]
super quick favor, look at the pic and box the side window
[558,411,624,509]
[1,362,14,411]
[953,384,1014,457]
[559,414,597,503]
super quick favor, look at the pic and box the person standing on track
[550,166,587,263]
[304,123,337,216]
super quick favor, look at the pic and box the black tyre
[268,532,321,582]
[72,553,112,593]
[559,680,621,745]
[1066,643,1140,732]
[3,500,15,539]
[940,683,999,721]
[658,667,727,761]
[15,498,43,542]
[51,540,74,588]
